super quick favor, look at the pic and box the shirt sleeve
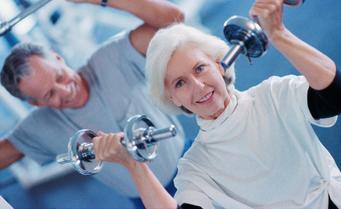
[308,69,341,119]
[86,30,146,90]
[175,187,216,209]
[119,30,146,67]
[251,75,337,128]
[6,109,55,165]
[179,203,203,209]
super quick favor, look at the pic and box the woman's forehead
[170,45,205,65]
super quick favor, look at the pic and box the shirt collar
[196,93,238,132]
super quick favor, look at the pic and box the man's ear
[53,52,65,63]
[28,100,43,107]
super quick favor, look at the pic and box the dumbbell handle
[57,125,177,164]
[143,125,177,144]
[56,153,71,164]
[221,43,244,70]
[57,142,96,164]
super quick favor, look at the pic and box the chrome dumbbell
[56,114,177,175]
[221,0,305,70]
[284,0,305,6]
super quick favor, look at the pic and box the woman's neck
[201,93,231,120]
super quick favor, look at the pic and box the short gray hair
[1,42,50,100]
[146,23,236,115]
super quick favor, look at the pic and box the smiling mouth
[196,91,214,103]
[65,82,77,105]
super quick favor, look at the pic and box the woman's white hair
[146,23,235,115]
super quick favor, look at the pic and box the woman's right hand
[92,132,137,169]
[249,0,286,41]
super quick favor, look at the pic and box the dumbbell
[56,114,177,175]
[284,0,305,6]
[221,0,305,70]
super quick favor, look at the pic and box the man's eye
[175,80,184,88]
[56,73,64,83]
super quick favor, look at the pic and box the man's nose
[55,83,71,97]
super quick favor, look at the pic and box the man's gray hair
[1,42,50,100]
[146,23,236,115]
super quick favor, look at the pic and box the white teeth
[197,92,213,103]
[65,82,75,104]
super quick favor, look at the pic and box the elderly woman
[93,0,341,208]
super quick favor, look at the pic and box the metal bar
[220,43,243,71]
[0,0,52,36]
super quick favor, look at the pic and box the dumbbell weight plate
[123,115,158,162]
[284,0,305,6]
[68,129,103,175]
[223,15,268,58]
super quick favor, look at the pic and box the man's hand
[0,140,24,169]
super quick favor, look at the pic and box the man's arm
[0,139,24,169]
[68,0,184,55]
[105,0,184,55]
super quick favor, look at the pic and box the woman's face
[165,44,230,120]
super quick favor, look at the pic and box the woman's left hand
[249,0,286,41]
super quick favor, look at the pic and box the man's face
[18,54,89,109]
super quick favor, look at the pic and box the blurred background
[0,0,340,208]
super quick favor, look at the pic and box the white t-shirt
[174,75,341,209]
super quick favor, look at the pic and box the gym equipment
[221,0,305,70]
[284,0,305,6]
[56,114,177,175]
[0,0,52,36]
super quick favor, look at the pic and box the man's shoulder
[87,30,131,67]
[94,31,131,55]
[22,107,62,124]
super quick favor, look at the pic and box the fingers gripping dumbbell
[220,0,305,70]
[56,115,177,175]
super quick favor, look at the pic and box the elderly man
[0,0,185,205]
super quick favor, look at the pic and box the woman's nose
[191,77,205,89]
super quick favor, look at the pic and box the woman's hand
[249,0,286,41]
[92,132,136,169]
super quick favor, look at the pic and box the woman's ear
[171,97,182,107]
[166,91,182,107]
[216,60,225,76]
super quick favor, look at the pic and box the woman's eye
[195,64,205,73]
[175,80,185,88]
